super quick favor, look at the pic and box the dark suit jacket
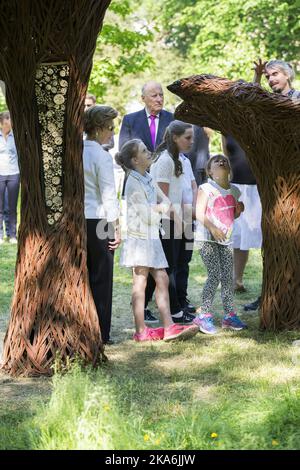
[119,108,174,151]
[186,125,210,186]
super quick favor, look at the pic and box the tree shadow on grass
[1,329,298,450]
[103,332,298,408]
[96,335,300,449]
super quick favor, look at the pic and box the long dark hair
[155,120,192,177]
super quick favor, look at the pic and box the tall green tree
[160,0,300,80]
[88,0,188,118]
[88,0,153,106]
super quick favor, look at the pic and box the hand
[235,201,245,218]
[253,58,268,83]
[108,228,121,251]
[210,225,227,243]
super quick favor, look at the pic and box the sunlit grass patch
[1,245,300,450]
[31,363,146,450]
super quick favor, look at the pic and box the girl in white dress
[116,139,198,343]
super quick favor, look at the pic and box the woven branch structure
[168,75,300,331]
[0,0,111,376]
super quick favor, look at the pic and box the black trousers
[86,219,114,343]
[145,219,182,315]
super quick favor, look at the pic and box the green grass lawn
[0,244,300,450]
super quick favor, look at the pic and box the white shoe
[9,237,17,244]
[0,238,4,244]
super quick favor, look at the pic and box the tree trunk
[0,0,111,376]
[259,174,300,330]
[168,75,300,330]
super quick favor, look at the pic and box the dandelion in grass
[272,439,279,446]
[211,432,218,438]
[154,438,161,445]
[103,404,110,412]
[143,434,150,442]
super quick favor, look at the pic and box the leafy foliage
[99,0,299,117]
[88,0,153,101]
[160,0,300,80]
[0,85,6,112]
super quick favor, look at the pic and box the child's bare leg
[132,267,149,333]
[150,268,173,329]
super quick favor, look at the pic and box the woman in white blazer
[83,105,120,345]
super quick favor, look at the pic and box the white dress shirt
[179,153,195,206]
[150,149,183,215]
[83,140,119,222]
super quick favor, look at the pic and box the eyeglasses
[106,125,115,132]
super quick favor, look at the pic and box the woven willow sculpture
[168,75,300,331]
[0,0,111,376]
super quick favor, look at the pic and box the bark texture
[0,0,111,376]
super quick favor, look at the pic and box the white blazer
[83,140,119,222]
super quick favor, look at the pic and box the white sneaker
[9,237,17,244]
[0,238,4,244]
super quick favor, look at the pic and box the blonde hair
[84,105,117,134]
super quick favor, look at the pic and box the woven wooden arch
[0,0,112,376]
[168,75,300,331]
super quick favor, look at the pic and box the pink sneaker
[133,326,164,342]
[163,323,198,342]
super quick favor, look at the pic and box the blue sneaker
[222,312,247,330]
[193,313,217,335]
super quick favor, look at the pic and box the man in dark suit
[119,81,173,152]
[119,81,174,323]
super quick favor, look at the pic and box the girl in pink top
[194,154,247,334]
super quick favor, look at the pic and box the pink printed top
[195,179,241,245]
